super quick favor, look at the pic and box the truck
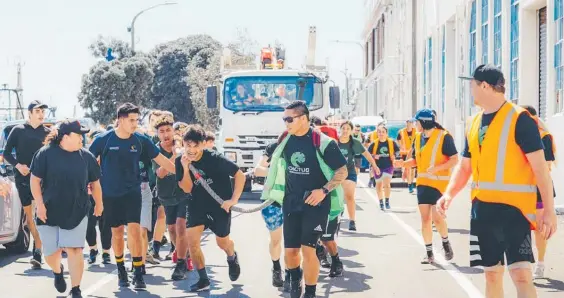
[205,26,341,193]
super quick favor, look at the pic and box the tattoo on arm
[323,166,348,192]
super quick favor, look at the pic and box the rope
[188,164,275,213]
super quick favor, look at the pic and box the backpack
[278,130,325,158]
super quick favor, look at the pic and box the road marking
[81,268,118,296]
[358,181,485,298]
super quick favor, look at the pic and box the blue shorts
[261,203,284,231]
[346,173,357,182]
[37,216,88,257]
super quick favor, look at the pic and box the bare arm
[443,157,473,198]
[253,156,270,177]
[91,180,103,207]
[361,151,378,170]
[433,155,459,172]
[30,174,44,205]
[154,153,176,174]
[527,150,554,211]
[230,170,246,202]
[323,165,348,192]
[178,166,193,193]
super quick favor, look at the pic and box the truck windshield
[223,76,322,112]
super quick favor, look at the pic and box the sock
[197,268,209,280]
[115,255,125,269]
[305,284,316,295]
[385,198,389,202]
[227,252,237,261]
[132,256,143,275]
[331,254,340,263]
[289,267,302,281]
[152,240,161,253]
[71,286,80,292]
[425,244,433,258]
[169,243,176,253]
[272,259,281,271]
[442,236,449,243]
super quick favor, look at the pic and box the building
[357,0,563,148]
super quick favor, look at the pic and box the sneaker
[30,249,42,269]
[132,273,146,290]
[146,251,160,265]
[69,286,82,298]
[171,250,178,263]
[349,220,357,231]
[443,242,454,261]
[283,270,291,292]
[290,275,303,298]
[117,267,130,287]
[165,250,174,261]
[272,269,283,287]
[385,199,390,209]
[408,183,414,193]
[54,264,66,293]
[533,263,545,279]
[161,235,168,246]
[189,278,211,292]
[303,293,316,298]
[329,260,344,277]
[171,260,188,281]
[88,249,98,264]
[227,252,241,281]
[186,258,194,271]
[102,252,111,264]
[421,255,435,264]
[316,246,330,268]
[379,202,385,211]
[141,264,147,275]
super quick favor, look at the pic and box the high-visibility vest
[414,129,451,192]
[371,138,395,158]
[468,102,537,228]
[398,128,415,155]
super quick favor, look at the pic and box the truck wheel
[4,207,30,254]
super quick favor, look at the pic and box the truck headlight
[225,151,237,162]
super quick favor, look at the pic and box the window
[469,0,477,110]
[510,0,519,102]
[442,27,446,114]
[482,0,489,64]
[556,0,564,112]
[493,0,502,67]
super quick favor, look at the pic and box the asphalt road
[1,173,564,297]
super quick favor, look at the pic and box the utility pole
[128,2,178,55]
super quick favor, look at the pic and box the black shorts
[15,178,34,207]
[103,188,142,228]
[320,216,340,242]
[186,199,231,238]
[164,200,188,225]
[284,204,330,249]
[416,186,442,205]
[469,201,534,268]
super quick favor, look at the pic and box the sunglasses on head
[282,114,304,123]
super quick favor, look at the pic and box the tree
[226,27,259,67]
[88,35,132,60]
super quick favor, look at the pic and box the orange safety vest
[414,129,451,192]
[371,138,395,158]
[398,128,415,155]
[467,102,537,228]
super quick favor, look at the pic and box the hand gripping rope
[188,164,274,213]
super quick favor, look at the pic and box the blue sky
[0,0,364,118]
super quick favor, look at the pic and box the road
[1,173,564,297]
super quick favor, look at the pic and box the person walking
[30,119,102,298]
[437,64,557,298]
[397,120,416,193]
[3,100,51,269]
[368,125,399,210]
[88,103,176,290]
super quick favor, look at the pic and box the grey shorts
[37,216,88,257]
[140,182,153,231]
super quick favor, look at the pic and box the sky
[0,0,364,119]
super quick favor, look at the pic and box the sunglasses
[282,114,304,123]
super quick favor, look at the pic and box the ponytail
[434,122,445,131]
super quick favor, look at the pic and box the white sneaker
[533,263,545,279]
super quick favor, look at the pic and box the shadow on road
[337,246,359,258]
[0,248,31,268]
[451,263,484,274]
[534,278,564,291]
[339,230,394,239]
[319,269,373,296]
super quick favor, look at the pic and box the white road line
[82,268,118,297]
[358,181,485,298]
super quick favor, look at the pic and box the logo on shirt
[288,151,309,175]
[340,148,349,157]
[193,168,213,186]
[109,146,119,151]
[379,146,390,157]
[314,225,323,232]
[478,125,488,146]
[130,145,138,153]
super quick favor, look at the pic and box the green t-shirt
[338,138,366,173]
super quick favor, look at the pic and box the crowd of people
[0,63,559,298]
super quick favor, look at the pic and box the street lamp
[128,2,178,54]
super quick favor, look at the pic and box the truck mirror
[329,86,340,109]
[206,86,218,109]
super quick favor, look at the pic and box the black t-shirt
[31,145,101,229]
[154,144,188,206]
[4,123,51,182]
[542,135,555,161]
[176,149,239,207]
[396,129,414,141]
[264,142,278,163]
[461,108,543,219]
[282,130,347,212]
[367,140,400,169]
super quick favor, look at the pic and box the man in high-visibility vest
[396,120,416,193]
[437,64,557,298]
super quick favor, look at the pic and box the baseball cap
[413,109,436,122]
[459,64,505,89]
[58,119,90,135]
[27,100,48,111]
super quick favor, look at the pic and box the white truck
[205,27,341,193]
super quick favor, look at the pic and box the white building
[358,0,564,147]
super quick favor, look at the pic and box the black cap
[58,119,90,135]
[459,64,505,89]
[28,100,48,111]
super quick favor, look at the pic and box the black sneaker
[385,199,391,209]
[141,264,147,275]
[165,246,175,261]
[316,246,330,269]
[421,255,435,264]
[349,220,357,231]
[290,276,303,298]
[329,260,344,277]
[303,293,316,298]
[272,269,283,287]
[283,270,291,292]
[69,286,83,298]
[102,252,111,264]
[146,248,161,264]
[30,249,42,269]
[161,235,168,246]
[117,267,130,287]
[227,252,241,281]
[189,278,211,292]
[54,264,66,293]
[379,202,385,211]
[171,260,188,281]
[443,242,454,261]
[88,249,98,264]
[132,273,146,290]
